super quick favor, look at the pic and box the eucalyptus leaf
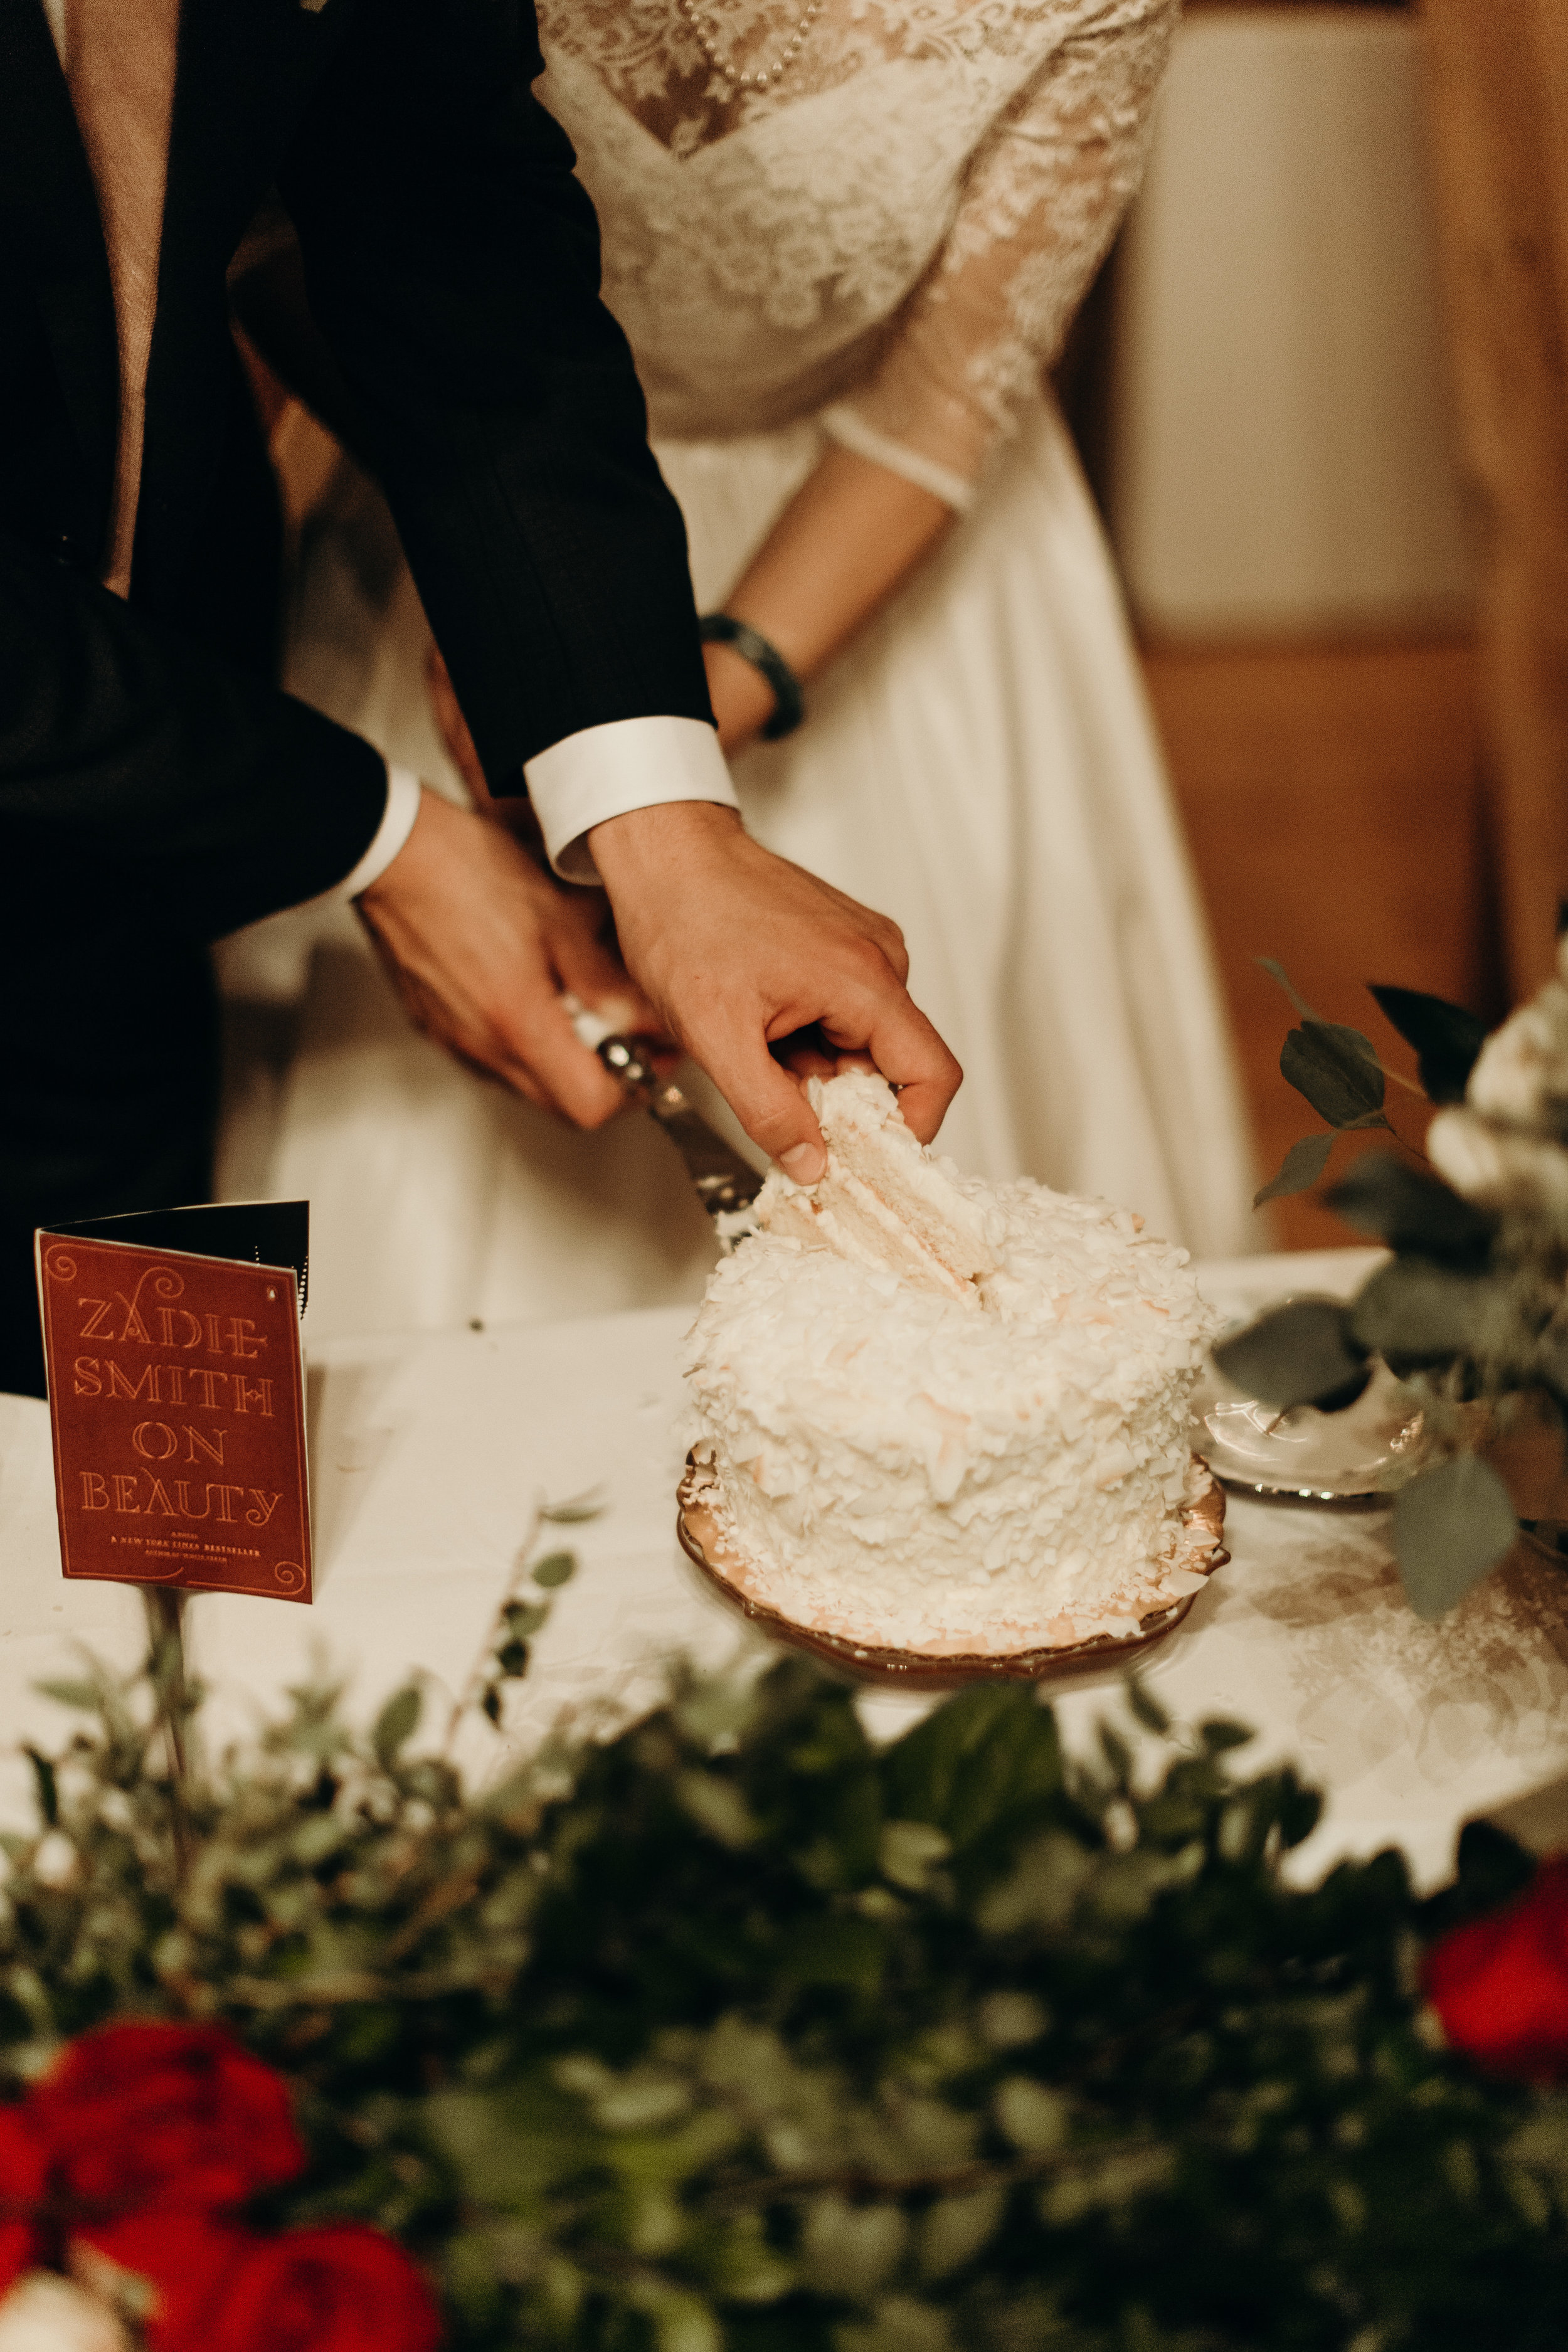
[441,2232,503,2328]
[918,2186,1006,2281]
[425,2084,582,2206]
[539,1493,605,1525]
[1393,1454,1518,1619]
[32,1679,103,1712]
[1347,1258,1513,1374]
[697,2219,793,2304]
[1278,1781,1323,1849]
[879,1819,952,1892]
[373,1684,421,1766]
[24,1749,57,1830]
[1368,984,1489,1105]
[800,2199,908,2299]
[647,2294,723,2352]
[1326,1152,1493,1263]
[675,1769,759,1850]
[1041,2145,1175,2227]
[977,1991,1049,2048]
[1253,1130,1335,1208]
[502,1600,550,1640]
[974,1830,1094,1937]
[1212,1298,1370,1411]
[993,2077,1071,2157]
[1125,1678,1170,1736]
[1279,1022,1387,1128]
[882,1685,1061,1847]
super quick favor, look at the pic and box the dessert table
[3,1248,1567,1890]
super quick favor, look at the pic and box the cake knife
[563,998,765,1224]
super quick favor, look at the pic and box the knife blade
[563,1000,765,1224]
[598,1034,766,1221]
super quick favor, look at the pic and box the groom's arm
[0,528,389,935]
[277,0,960,1163]
[277,0,722,827]
[0,527,670,1130]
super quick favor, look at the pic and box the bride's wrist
[702,639,780,751]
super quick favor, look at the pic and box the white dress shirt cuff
[524,715,739,882]
[335,763,423,901]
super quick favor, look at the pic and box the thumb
[696,1023,827,1184]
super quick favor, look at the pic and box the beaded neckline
[674,0,824,93]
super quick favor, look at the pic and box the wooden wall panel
[1143,638,1502,1249]
[1421,0,1568,995]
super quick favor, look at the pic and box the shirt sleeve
[525,715,739,882]
[335,762,423,899]
[824,0,1178,506]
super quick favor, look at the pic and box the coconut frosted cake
[683,1072,1221,1659]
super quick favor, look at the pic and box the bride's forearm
[706,442,955,753]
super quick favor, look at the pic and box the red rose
[1423,1856,1568,2081]
[30,2025,304,2215]
[0,2218,32,2296]
[0,2106,46,2289]
[73,2212,251,2346]
[75,2217,440,2352]
[198,2225,440,2352]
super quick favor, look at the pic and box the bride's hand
[356,787,665,1125]
[588,802,961,1182]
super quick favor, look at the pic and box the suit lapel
[0,0,120,556]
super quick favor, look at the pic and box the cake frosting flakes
[684,1071,1221,1659]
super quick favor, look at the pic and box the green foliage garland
[1,1590,1565,2351]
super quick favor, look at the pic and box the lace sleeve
[824,0,1177,508]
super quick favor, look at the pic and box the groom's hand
[588,803,961,1182]
[356,787,658,1125]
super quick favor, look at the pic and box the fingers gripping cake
[682,1072,1223,1665]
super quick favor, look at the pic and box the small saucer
[675,1455,1227,1690]
[1189,1354,1424,1500]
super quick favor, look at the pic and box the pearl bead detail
[677,0,824,93]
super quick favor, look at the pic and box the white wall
[1107,6,1475,636]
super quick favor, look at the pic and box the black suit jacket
[0,0,712,940]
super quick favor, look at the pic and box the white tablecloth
[3,1251,1566,1890]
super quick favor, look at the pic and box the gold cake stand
[676,1453,1228,1690]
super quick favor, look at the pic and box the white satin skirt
[225,395,1256,1344]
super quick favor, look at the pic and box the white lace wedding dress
[236,0,1256,1342]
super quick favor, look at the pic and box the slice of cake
[758,1069,997,1301]
[683,1073,1222,1661]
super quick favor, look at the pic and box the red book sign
[36,1232,311,1601]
